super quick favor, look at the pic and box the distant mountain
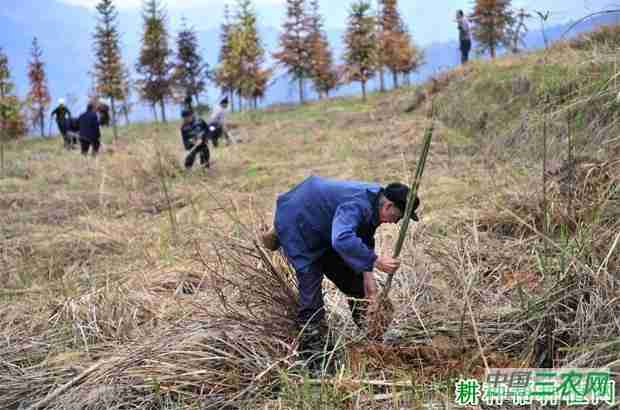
[2,0,619,127]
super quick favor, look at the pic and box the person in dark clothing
[78,103,102,156]
[457,10,472,64]
[97,101,110,127]
[51,99,72,145]
[64,117,80,149]
[261,176,421,357]
[181,109,210,169]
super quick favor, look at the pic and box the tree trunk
[194,93,201,106]
[490,17,497,58]
[152,104,159,122]
[110,96,118,142]
[361,80,367,102]
[392,71,399,89]
[298,78,305,104]
[39,109,45,138]
[123,107,130,126]
[230,91,235,113]
[379,69,385,92]
[159,99,167,123]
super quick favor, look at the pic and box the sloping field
[0,28,619,409]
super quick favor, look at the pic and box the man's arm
[50,107,57,118]
[331,202,378,274]
[181,126,196,150]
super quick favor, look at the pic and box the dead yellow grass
[1,35,619,408]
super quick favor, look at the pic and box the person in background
[78,102,102,157]
[207,96,231,147]
[181,109,210,170]
[97,100,110,127]
[456,10,472,64]
[51,99,72,146]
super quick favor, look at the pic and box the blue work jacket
[274,176,381,274]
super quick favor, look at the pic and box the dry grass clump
[478,156,619,239]
[397,228,620,369]
[4,226,128,288]
[570,23,620,50]
[393,157,620,373]
[0,235,309,409]
[48,286,160,346]
[197,230,300,340]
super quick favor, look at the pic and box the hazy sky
[54,0,615,44]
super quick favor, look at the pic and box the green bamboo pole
[381,100,435,298]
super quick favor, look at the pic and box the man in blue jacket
[181,109,210,169]
[262,176,420,352]
[78,102,102,157]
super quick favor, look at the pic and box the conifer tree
[273,0,311,104]
[377,0,420,89]
[307,0,338,99]
[27,37,51,137]
[0,48,26,172]
[136,0,173,122]
[93,0,124,141]
[398,32,423,85]
[119,67,133,125]
[216,1,271,110]
[173,18,209,107]
[215,5,238,110]
[344,0,378,101]
[235,0,269,108]
[470,0,514,58]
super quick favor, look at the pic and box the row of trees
[0,0,211,141]
[215,1,270,111]
[101,0,210,137]
[274,0,422,103]
[2,0,531,142]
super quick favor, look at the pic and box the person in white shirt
[456,10,472,64]
[207,97,231,147]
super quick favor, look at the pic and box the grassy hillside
[0,27,619,409]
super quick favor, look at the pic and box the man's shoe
[261,228,280,251]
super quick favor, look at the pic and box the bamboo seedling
[368,101,435,339]
[383,100,435,297]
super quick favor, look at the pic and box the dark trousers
[57,120,67,137]
[296,250,368,330]
[184,143,210,169]
[80,139,100,156]
[64,132,78,149]
[460,39,471,64]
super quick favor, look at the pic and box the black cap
[384,183,420,221]
[220,96,229,105]
[181,109,193,118]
